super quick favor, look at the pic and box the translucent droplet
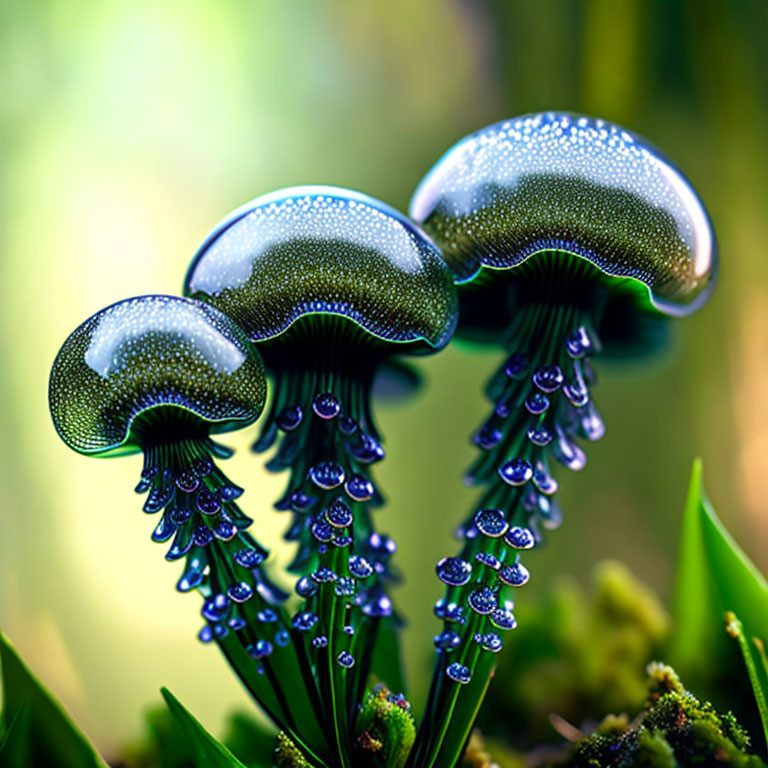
[498,562,530,587]
[474,424,502,450]
[436,557,472,586]
[434,631,462,652]
[257,608,277,623]
[581,401,605,441]
[247,639,273,659]
[490,608,517,631]
[196,487,220,516]
[202,594,229,622]
[434,599,465,623]
[214,519,237,540]
[349,555,374,579]
[338,415,358,435]
[234,548,266,568]
[362,594,393,617]
[504,353,529,378]
[527,426,552,447]
[446,663,471,684]
[309,461,345,490]
[499,458,533,486]
[475,552,500,569]
[292,611,318,632]
[553,426,587,471]
[533,365,564,393]
[296,576,319,598]
[337,651,355,668]
[468,586,498,615]
[525,392,550,414]
[312,392,341,419]
[474,509,508,538]
[532,465,558,495]
[276,406,302,431]
[227,582,253,603]
[325,498,353,528]
[349,434,385,464]
[335,577,356,597]
[312,635,328,648]
[198,625,214,643]
[311,519,335,543]
[193,525,213,547]
[275,629,290,646]
[311,567,337,584]
[176,470,199,493]
[345,473,374,502]
[505,527,535,550]
[151,514,176,543]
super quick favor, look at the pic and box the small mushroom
[404,113,717,766]
[48,295,289,648]
[185,186,457,760]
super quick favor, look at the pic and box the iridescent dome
[49,295,266,456]
[410,112,717,317]
[184,186,458,351]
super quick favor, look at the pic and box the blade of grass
[0,630,108,768]
[161,687,252,768]
[725,612,768,748]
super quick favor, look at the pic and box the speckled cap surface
[410,112,717,316]
[184,186,458,350]
[49,295,266,455]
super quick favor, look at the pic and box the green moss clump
[556,663,765,767]
[354,685,415,768]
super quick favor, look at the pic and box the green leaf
[0,629,108,768]
[161,687,253,768]
[672,460,768,666]
[671,459,768,751]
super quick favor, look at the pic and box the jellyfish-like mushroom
[185,186,457,766]
[406,112,717,767]
[48,295,325,754]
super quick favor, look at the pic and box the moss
[354,685,415,768]
[556,664,765,767]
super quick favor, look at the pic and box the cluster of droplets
[259,388,398,670]
[433,508,533,684]
[465,321,604,538]
[134,437,292,666]
[429,319,604,686]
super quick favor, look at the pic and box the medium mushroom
[405,112,717,768]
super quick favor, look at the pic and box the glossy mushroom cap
[49,295,266,456]
[410,112,717,318]
[184,186,458,352]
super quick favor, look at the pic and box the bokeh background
[2,0,768,758]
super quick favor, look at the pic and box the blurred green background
[2,0,768,758]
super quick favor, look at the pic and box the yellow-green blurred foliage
[2,0,768,758]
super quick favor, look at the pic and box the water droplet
[227,582,253,603]
[338,415,358,435]
[296,576,319,598]
[176,470,199,493]
[468,586,498,615]
[490,608,517,631]
[345,473,374,502]
[335,577,356,597]
[525,392,550,414]
[193,525,214,547]
[309,461,345,490]
[333,534,352,548]
[446,663,471,684]
[196,487,220,516]
[228,617,246,630]
[312,635,328,648]
[505,353,529,378]
[505,527,535,550]
[362,594,393,617]
[527,426,553,447]
[311,567,337,584]
[276,406,302,431]
[325,498,353,528]
[474,424,503,450]
[533,365,564,393]
[434,631,462,652]
[475,552,500,569]
[565,326,593,358]
[248,639,273,659]
[169,506,192,525]
[234,548,266,568]
[292,611,318,632]
[344,625,355,636]
[290,491,315,511]
[436,557,472,586]
[563,379,589,408]
[202,594,229,622]
[198,625,214,643]
[312,392,341,419]
[214,520,237,540]
[311,519,334,542]
[349,434,385,464]
[151,514,176,543]
[499,458,533,486]
[337,651,355,668]
[553,426,587,471]
[498,563,530,587]
[257,608,278,623]
[434,599,465,623]
[219,484,243,501]
[349,555,374,579]
[581,402,605,441]
[477,632,504,652]
[474,509,508,538]
[275,630,290,646]
[532,465,558,495]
